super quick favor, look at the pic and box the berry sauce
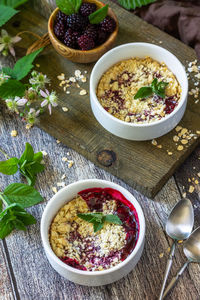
[61,188,140,271]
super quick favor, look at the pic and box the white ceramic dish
[90,42,188,141]
[41,179,145,286]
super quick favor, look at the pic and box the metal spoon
[163,226,200,299]
[158,198,194,300]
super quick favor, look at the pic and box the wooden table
[0,1,200,299]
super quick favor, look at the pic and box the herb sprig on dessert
[54,0,116,50]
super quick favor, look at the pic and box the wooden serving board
[5,1,200,198]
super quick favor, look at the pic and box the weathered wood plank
[0,106,199,300]
[4,1,200,198]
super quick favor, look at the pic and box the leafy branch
[0,0,28,27]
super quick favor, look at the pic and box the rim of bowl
[48,6,119,55]
[41,179,145,276]
[90,42,188,128]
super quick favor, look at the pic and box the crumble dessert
[96,57,182,123]
[49,187,139,271]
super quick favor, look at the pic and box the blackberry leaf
[117,0,156,10]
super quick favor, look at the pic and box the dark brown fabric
[135,0,200,59]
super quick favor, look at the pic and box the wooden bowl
[48,0,118,63]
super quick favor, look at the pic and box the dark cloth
[135,0,200,59]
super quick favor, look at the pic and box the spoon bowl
[184,227,200,262]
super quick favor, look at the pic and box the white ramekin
[90,43,188,141]
[40,179,145,286]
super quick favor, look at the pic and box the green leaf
[93,222,103,232]
[104,214,122,225]
[56,0,82,15]
[0,79,25,99]
[89,4,108,24]
[0,5,18,26]
[0,157,19,175]
[19,142,34,164]
[134,86,153,99]
[2,66,15,77]
[33,151,43,163]
[11,48,43,80]
[0,219,14,239]
[0,0,28,8]
[0,199,2,212]
[151,78,168,98]
[117,0,156,10]
[77,213,103,223]
[3,183,43,208]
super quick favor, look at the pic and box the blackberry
[79,3,96,17]
[78,34,95,50]
[84,24,98,41]
[63,29,77,49]
[100,16,116,33]
[54,22,65,40]
[97,30,108,45]
[67,13,88,31]
[56,10,68,23]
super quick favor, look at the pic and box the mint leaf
[104,214,122,225]
[56,0,82,15]
[33,152,43,162]
[77,213,103,223]
[0,5,18,26]
[0,0,28,8]
[12,48,43,80]
[3,183,43,208]
[0,157,19,175]
[19,143,34,164]
[117,0,156,10]
[93,222,103,232]
[89,4,108,24]
[0,79,25,99]
[0,203,36,239]
[134,87,153,99]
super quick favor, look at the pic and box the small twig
[0,147,10,159]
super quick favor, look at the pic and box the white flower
[26,108,40,124]
[0,71,10,86]
[0,29,21,57]
[29,71,50,91]
[40,89,58,115]
[6,96,27,113]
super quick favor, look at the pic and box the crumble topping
[50,195,129,271]
[96,57,182,123]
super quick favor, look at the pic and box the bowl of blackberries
[48,0,118,63]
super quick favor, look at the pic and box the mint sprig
[117,0,156,10]
[56,0,82,15]
[77,212,122,233]
[134,78,168,99]
[0,142,44,186]
[89,4,108,24]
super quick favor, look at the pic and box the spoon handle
[158,242,176,300]
[162,261,189,299]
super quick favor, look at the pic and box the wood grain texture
[0,105,199,300]
[4,0,200,197]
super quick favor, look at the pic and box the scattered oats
[151,139,157,146]
[188,185,195,193]
[69,76,76,82]
[76,83,80,88]
[195,179,199,185]
[167,151,173,156]
[182,192,186,198]
[197,172,200,177]
[57,74,65,81]
[57,182,65,187]
[56,140,61,144]
[84,70,87,74]
[25,124,33,130]
[62,157,68,162]
[62,106,69,112]
[63,86,66,92]
[81,76,87,82]
[159,41,163,44]
[180,128,188,135]
[188,178,191,182]
[167,247,171,253]
[52,187,58,194]
[11,130,18,137]
[173,135,179,142]
[75,70,81,78]
[159,253,164,258]
[181,139,188,145]
[61,174,66,180]
[68,160,74,168]
[175,126,182,132]
[157,144,162,149]
[196,130,200,134]
[178,240,183,244]
[41,150,47,156]
[192,177,195,180]
[36,63,40,67]
[177,145,184,151]
[79,89,87,96]
[66,91,70,94]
